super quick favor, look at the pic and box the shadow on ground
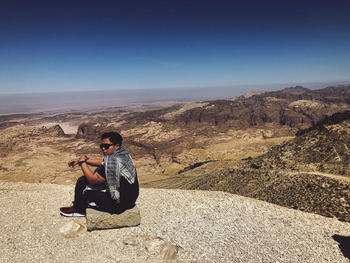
[333,234,350,259]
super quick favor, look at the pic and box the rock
[86,205,141,231]
[60,221,83,238]
[263,130,274,138]
[130,235,179,260]
[39,124,66,137]
[158,242,179,261]
[144,236,166,253]
[47,125,66,137]
[144,236,179,260]
[123,235,180,260]
[76,122,104,139]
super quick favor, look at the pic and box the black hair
[101,132,123,146]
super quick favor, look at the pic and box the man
[60,132,139,217]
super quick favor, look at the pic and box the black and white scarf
[104,146,137,203]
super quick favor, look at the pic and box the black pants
[73,176,138,214]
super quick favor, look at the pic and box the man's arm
[76,155,105,185]
[68,156,105,185]
[68,156,103,168]
[86,158,104,167]
[80,162,106,185]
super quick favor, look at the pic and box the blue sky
[0,0,350,94]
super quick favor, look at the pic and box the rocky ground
[1,182,350,262]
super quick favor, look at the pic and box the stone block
[86,205,141,231]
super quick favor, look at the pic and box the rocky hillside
[247,110,350,176]
[75,85,350,139]
[184,168,350,222]
[171,111,350,222]
[173,85,350,130]
[259,85,350,103]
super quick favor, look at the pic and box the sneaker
[60,206,86,217]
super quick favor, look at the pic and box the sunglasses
[99,143,115,150]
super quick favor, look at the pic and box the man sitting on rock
[60,131,139,217]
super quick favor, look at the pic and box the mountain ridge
[172,111,350,222]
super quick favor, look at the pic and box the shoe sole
[60,211,86,217]
[88,202,97,207]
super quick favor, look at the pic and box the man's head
[100,132,123,156]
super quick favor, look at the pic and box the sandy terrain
[1,182,350,262]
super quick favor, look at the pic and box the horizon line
[1,80,350,96]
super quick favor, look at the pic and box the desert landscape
[2,0,350,261]
[1,85,350,261]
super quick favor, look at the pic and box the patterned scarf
[104,146,137,203]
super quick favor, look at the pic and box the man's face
[100,138,119,156]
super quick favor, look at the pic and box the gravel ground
[1,182,350,262]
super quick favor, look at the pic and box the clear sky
[0,0,350,94]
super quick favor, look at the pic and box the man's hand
[68,155,89,168]
[78,155,88,163]
[68,158,79,168]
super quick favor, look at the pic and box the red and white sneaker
[60,206,86,217]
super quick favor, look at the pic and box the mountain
[75,85,350,139]
[248,110,350,176]
[176,111,350,222]
[172,85,350,130]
